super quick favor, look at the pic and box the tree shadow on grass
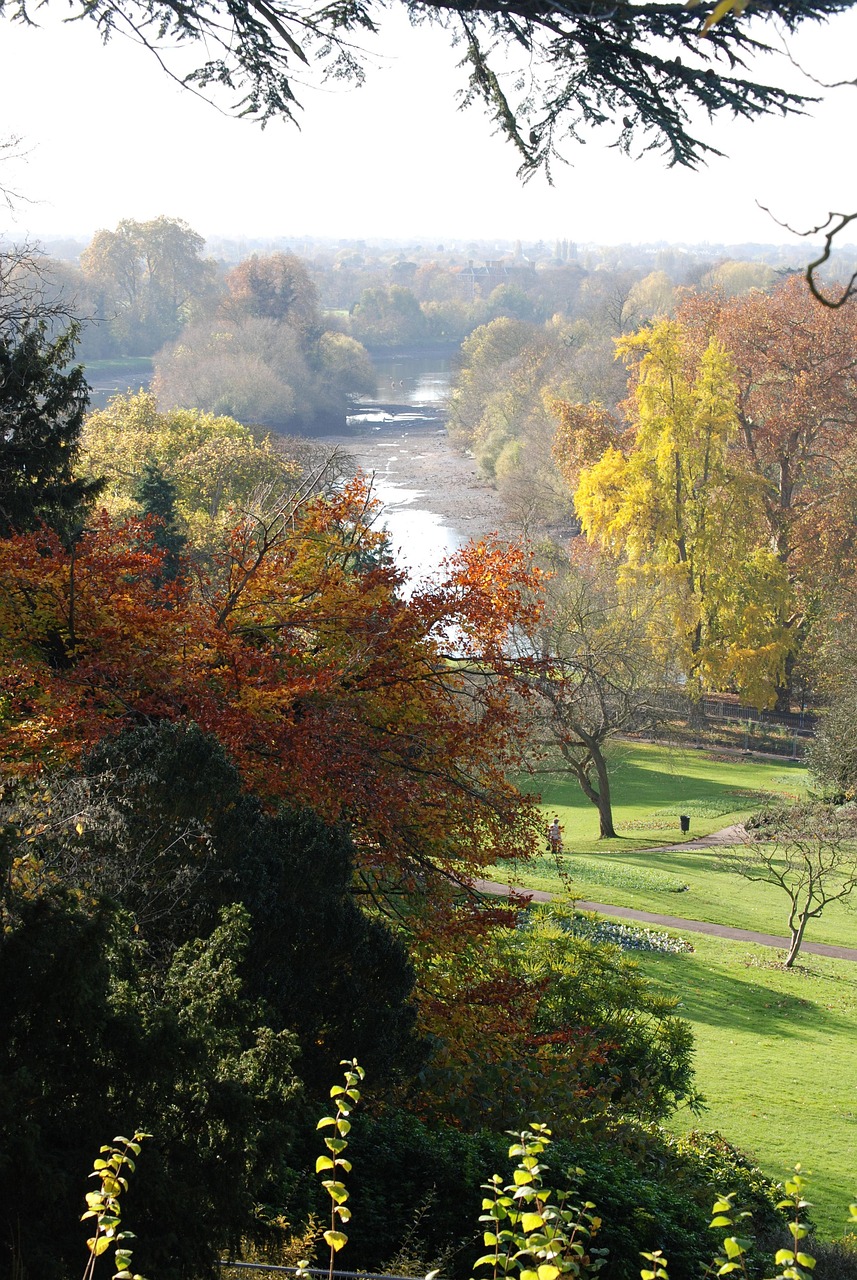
[536,755,768,819]
[638,952,857,1040]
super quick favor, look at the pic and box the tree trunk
[774,649,796,715]
[784,912,808,968]
[593,744,618,839]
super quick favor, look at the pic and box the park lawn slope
[499,742,857,949]
[630,932,857,1241]
[526,741,807,851]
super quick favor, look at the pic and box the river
[319,351,508,584]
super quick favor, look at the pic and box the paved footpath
[475,879,857,962]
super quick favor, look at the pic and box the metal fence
[220,1267,420,1280]
[700,696,815,733]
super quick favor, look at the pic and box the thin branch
[757,202,857,310]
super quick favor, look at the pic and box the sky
[1,3,856,247]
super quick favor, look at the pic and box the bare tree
[0,242,82,340]
[724,802,857,967]
[514,548,670,840]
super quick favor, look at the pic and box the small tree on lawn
[725,803,857,967]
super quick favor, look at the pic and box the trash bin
[680,814,690,833]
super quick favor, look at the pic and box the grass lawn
[502,743,856,1238]
[629,932,857,1240]
[497,742,857,949]
[528,740,808,851]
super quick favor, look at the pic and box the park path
[475,878,857,960]
[475,824,857,961]
[643,822,748,851]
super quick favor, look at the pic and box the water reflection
[349,355,460,585]
[371,479,463,586]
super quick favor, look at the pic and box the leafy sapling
[305,1059,365,1280]
[770,1167,816,1280]
[640,1251,669,1280]
[81,1132,150,1280]
[473,1123,607,1280]
[708,1190,754,1279]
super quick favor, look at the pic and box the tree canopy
[1,0,851,175]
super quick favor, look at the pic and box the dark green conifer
[132,457,186,580]
[0,323,104,540]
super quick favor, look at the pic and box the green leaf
[316,1156,335,1172]
[537,1266,559,1280]
[710,1216,732,1228]
[795,1255,816,1269]
[317,1117,336,1129]
[776,1251,796,1265]
[521,1213,544,1232]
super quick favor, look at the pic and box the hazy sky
[1,4,856,247]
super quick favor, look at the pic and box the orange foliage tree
[0,477,544,908]
[678,278,857,699]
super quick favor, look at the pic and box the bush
[285,1112,782,1280]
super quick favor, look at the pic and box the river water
[345,352,469,583]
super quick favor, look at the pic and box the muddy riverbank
[318,417,511,547]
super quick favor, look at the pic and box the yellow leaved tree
[568,319,792,708]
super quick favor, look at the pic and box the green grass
[630,931,857,1240]
[498,742,857,948]
[528,740,807,852]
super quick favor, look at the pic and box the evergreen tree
[132,457,186,580]
[0,323,103,539]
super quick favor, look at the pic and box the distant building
[454,259,537,299]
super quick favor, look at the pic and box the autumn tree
[81,390,313,551]
[223,251,321,337]
[80,216,217,354]
[677,279,857,702]
[569,318,792,707]
[0,323,104,539]
[0,483,544,912]
[447,315,597,527]
[724,802,857,967]
[154,252,375,429]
